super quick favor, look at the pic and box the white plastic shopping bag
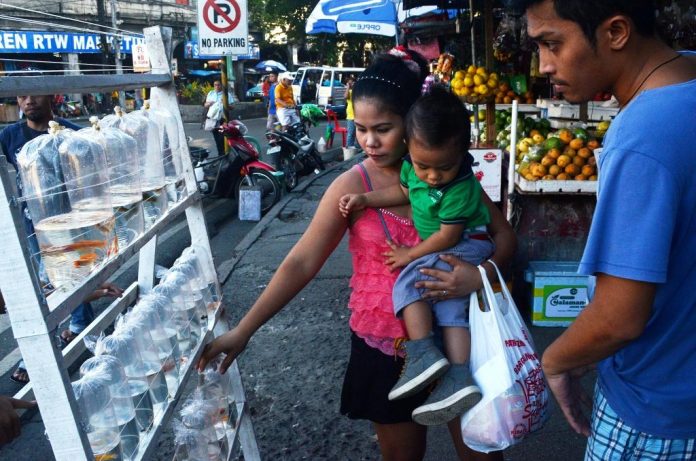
[460,261,549,452]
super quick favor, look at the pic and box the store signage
[0,31,144,54]
[471,148,503,202]
[132,44,150,73]
[197,0,248,56]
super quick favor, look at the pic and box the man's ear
[599,14,632,51]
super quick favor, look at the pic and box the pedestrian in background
[521,0,696,458]
[266,74,279,131]
[345,77,356,149]
[204,80,225,156]
[199,52,515,461]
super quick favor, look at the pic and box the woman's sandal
[10,363,29,384]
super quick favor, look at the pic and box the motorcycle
[192,120,283,214]
[265,117,325,191]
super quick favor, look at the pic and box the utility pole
[110,0,125,108]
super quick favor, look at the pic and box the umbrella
[306,0,399,37]
[254,60,287,73]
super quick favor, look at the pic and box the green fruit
[543,137,564,150]
[573,128,589,141]
[539,118,551,129]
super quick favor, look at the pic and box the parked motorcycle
[265,120,325,191]
[192,120,283,214]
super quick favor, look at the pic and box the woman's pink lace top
[348,164,420,356]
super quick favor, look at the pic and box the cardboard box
[524,261,590,326]
[471,148,502,202]
[0,104,20,122]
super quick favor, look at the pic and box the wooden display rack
[0,27,260,461]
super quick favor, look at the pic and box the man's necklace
[620,53,682,111]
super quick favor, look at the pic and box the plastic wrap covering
[78,117,144,249]
[80,355,140,458]
[173,420,215,461]
[71,374,124,459]
[160,269,207,338]
[17,121,117,289]
[142,101,184,203]
[198,365,233,438]
[101,106,167,229]
[170,257,213,322]
[188,244,222,303]
[114,311,173,404]
[131,300,182,393]
[179,391,225,460]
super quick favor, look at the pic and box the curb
[217,154,363,284]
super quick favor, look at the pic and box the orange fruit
[556,154,571,168]
[542,174,555,180]
[503,96,512,104]
[569,138,584,150]
[531,164,548,177]
[548,164,561,176]
[587,139,600,151]
[575,174,587,181]
[541,155,555,167]
[563,146,577,158]
[547,148,562,160]
[577,147,592,159]
[581,165,596,176]
[588,156,597,166]
[524,173,536,181]
[589,175,598,181]
[573,155,586,167]
[558,129,573,144]
[565,164,580,176]
[556,173,570,180]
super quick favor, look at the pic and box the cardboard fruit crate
[524,261,590,327]
[515,173,597,194]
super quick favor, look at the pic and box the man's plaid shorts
[586,384,695,460]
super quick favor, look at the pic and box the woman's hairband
[356,75,401,88]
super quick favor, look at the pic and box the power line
[0,13,143,38]
[0,57,128,68]
[0,6,144,37]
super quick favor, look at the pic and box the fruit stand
[0,26,260,461]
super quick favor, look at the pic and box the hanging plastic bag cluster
[17,121,117,290]
[14,103,191,291]
[173,362,235,461]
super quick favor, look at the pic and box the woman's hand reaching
[197,326,250,374]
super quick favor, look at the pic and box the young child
[339,87,494,426]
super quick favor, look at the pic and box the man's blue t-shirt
[0,118,81,168]
[579,56,696,438]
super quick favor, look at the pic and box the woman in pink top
[199,51,515,461]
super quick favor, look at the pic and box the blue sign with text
[0,31,144,54]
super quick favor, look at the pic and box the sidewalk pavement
[213,156,593,460]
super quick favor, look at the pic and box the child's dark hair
[405,86,471,150]
[353,53,428,119]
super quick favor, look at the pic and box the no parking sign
[197,0,248,56]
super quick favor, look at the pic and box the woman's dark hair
[518,0,656,46]
[405,86,471,151]
[352,52,428,119]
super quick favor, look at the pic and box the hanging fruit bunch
[435,53,455,82]
[450,65,498,104]
[493,16,519,63]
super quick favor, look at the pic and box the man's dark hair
[405,86,470,150]
[519,0,657,45]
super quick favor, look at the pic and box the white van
[292,66,364,116]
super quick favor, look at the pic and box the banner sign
[0,31,144,54]
[197,0,249,56]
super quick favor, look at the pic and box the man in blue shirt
[522,0,696,458]
[0,94,122,384]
